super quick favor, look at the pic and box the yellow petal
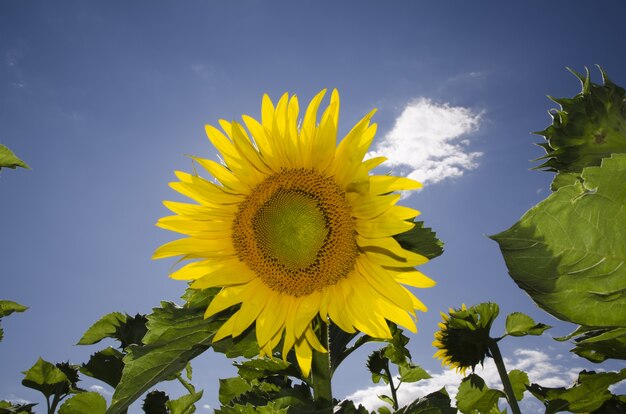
[191,262,255,289]
[370,176,422,194]
[295,336,313,377]
[355,214,415,238]
[349,194,400,220]
[390,269,436,288]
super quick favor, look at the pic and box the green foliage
[166,390,203,414]
[106,298,219,414]
[528,368,626,413]
[503,313,551,337]
[395,388,457,414]
[58,392,106,414]
[394,220,444,260]
[534,67,626,176]
[0,145,29,170]
[506,370,529,401]
[456,375,505,414]
[217,357,312,413]
[0,400,37,414]
[398,363,431,383]
[0,300,28,342]
[491,154,626,327]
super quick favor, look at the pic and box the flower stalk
[311,321,333,412]
[487,338,522,414]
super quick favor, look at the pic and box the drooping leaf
[491,154,626,327]
[0,400,37,414]
[80,347,125,388]
[534,67,626,175]
[456,375,505,414]
[0,145,29,170]
[21,358,70,399]
[142,390,169,414]
[234,358,293,382]
[377,406,392,414]
[507,370,529,401]
[395,388,457,414]
[394,220,444,260]
[398,363,431,383]
[106,296,222,414]
[58,392,106,414]
[167,390,203,414]
[0,300,28,342]
[504,313,551,337]
[528,368,626,413]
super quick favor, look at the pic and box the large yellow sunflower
[154,89,435,376]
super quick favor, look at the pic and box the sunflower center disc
[254,191,328,270]
[232,169,358,297]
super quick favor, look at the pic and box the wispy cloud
[345,348,585,413]
[369,98,482,185]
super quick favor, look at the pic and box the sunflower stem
[383,359,399,410]
[487,338,522,414]
[311,320,333,412]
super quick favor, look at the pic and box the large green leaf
[105,297,221,414]
[507,370,529,401]
[167,391,203,414]
[528,368,626,413]
[58,392,106,414]
[534,67,626,175]
[491,154,626,327]
[0,145,29,170]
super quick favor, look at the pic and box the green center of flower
[253,190,329,270]
[231,168,358,297]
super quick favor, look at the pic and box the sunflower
[154,89,434,376]
[433,303,498,375]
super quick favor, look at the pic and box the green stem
[311,320,333,412]
[488,339,522,414]
[383,360,399,410]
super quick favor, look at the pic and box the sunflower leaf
[398,363,431,383]
[527,369,626,413]
[504,312,551,337]
[0,400,37,413]
[78,312,148,349]
[561,326,626,362]
[167,390,203,414]
[456,376,505,414]
[395,388,456,414]
[21,358,70,399]
[0,144,29,170]
[0,300,28,342]
[507,369,529,401]
[394,220,444,260]
[491,154,626,327]
[105,295,223,414]
[58,392,107,414]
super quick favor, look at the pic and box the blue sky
[1,1,625,412]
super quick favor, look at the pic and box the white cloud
[89,384,113,396]
[369,98,482,185]
[344,348,585,413]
